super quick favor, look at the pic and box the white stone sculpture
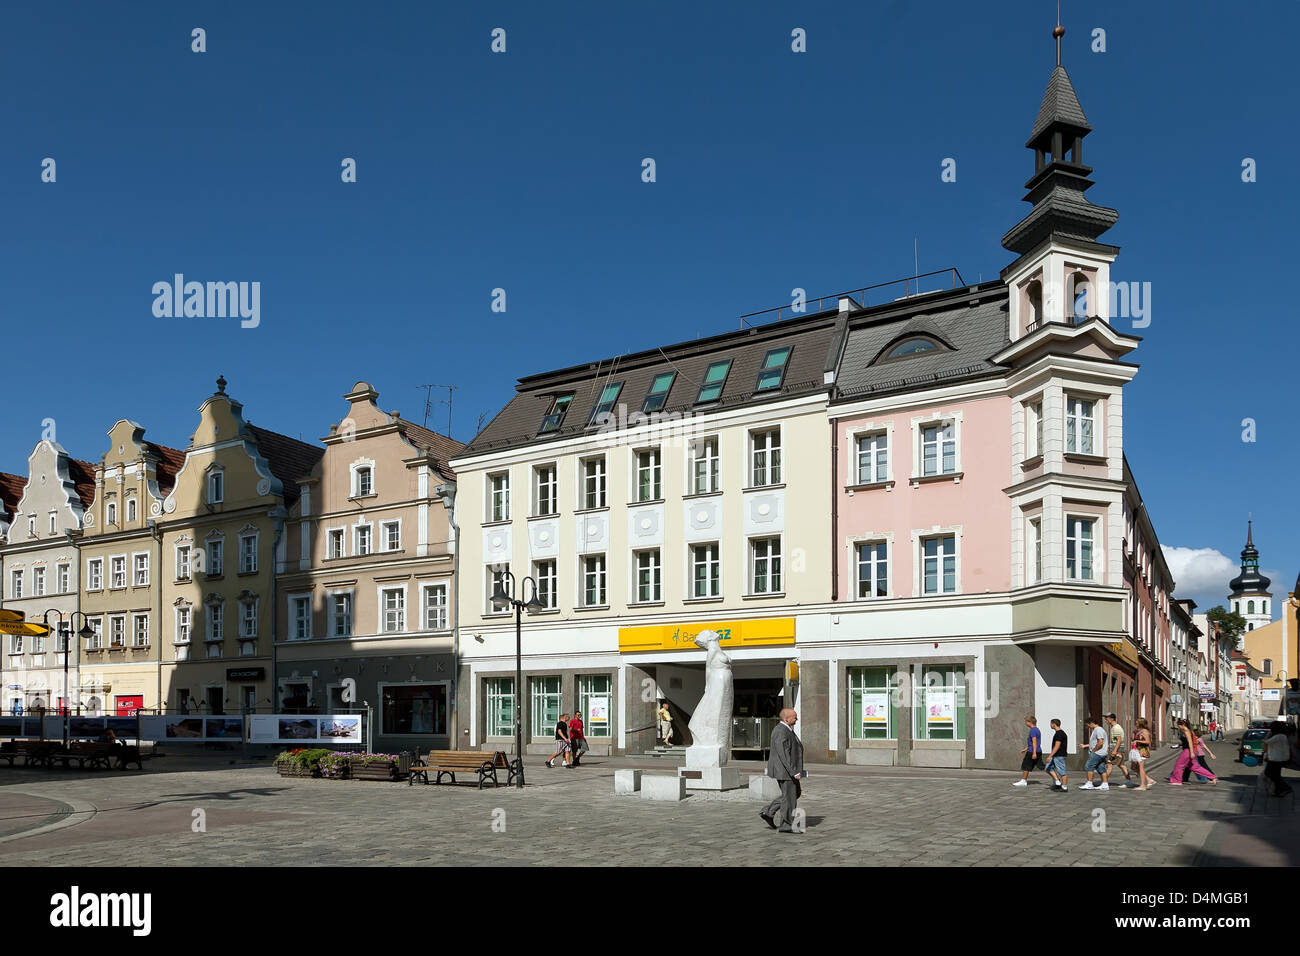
[685,629,733,768]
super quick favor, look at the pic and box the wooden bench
[57,742,115,770]
[0,742,59,768]
[408,750,511,789]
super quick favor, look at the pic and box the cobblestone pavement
[0,745,1292,866]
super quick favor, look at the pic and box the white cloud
[1162,546,1237,607]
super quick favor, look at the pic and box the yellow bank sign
[618,618,795,654]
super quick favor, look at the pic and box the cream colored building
[159,378,321,716]
[276,381,462,752]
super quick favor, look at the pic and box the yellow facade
[1243,591,1300,696]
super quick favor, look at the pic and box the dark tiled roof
[833,291,1010,400]
[68,459,98,510]
[461,316,838,456]
[397,421,465,479]
[145,442,187,498]
[0,472,27,519]
[247,426,325,506]
[1030,65,1089,141]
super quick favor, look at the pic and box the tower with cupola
[1228,520,1272,636]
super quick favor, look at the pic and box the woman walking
[1169,718,1216,785]
[1131,718,1155,790]
[1263,721,1293,797]
[546,712,571,768]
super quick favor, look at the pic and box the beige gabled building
[276,381,462,751]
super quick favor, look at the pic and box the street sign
[0,621,50,637]
[0,609,26,623]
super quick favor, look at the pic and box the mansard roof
[247,426,325,507]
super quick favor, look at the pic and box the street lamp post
[41,609,96,748]
[491,571,544,789]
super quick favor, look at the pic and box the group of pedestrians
[545,712,589,768]
[1015,713,1160,791]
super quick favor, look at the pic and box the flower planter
[276,764,320,778]
[348,760,398,781]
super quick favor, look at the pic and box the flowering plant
[349,752,400,766]
[318,751,352,778]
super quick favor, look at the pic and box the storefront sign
[588,697,610,729]
[926,691,955,725]
[860,691,889,731]
[1198,682,1216,700]
[247,714,363,745]
[227,668,265,681]
[618,617,795,654]
[1107,640,1140,669]
[1261,689,1281,701]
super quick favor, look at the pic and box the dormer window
[588,382,624,427]
[538,394,573,434]
[754,347,792,392]
[696,360,732,404]
[208,470,224,505]
[885,338,939,360]
[642,372,675,413]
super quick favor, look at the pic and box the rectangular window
[127,498,137,523]
[328,529,344,559]
[331,593,353,637]
[57,563,70,593]
[588,381,624,426]
[636,449,661,502]
[240,600,258,640]
[132,614,149,648]
[175,608,190,645]
[355,525,372,557]
[696,360,732,404]
[291,596,311,640]
[635,549,661,603]
[86,617,103,650]
[240,534,258,573]
[383,521,401,551]
[751,537,782,594]
[849,666,897,740]
[209,471,224,504]
[581,457,606,510]
[1030,518,1043,583]
[489,473,511,521]
[856,432,888,484]
[381,588,405,633]
[751,429,781,486]
[423,584,448,630]
[582,555,607,607]
[87,559,102,591]
[534,560,557,610]
[533,465,557,516]
[10,635,21,655]
[110,556,126,588]
[32,567,45,597]
[109,615,125,648]
[913,667,967,741]
[133,554,149,586]
[1027,401,1043,458]
[539,394,573,433]
[922,535,957,595]
[208,604,224,642]
[754,346,792,391]
[49,511,56,533]
[383,683,448,735]
[531,676,562,739]
[206,540,224,576]
[856,542,888,598]
[1066,516,1095,580]
[486,677,515,737]
[578,674,612,738]
[921,423,957,476]
[692,543,720,599]
[642,372,676,413]
[487,565,511,613]
[175,546,191,580]
[691,437,719,494]
[9,570,20,600]
[1066,397,1095,455]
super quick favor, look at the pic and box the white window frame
[914,416,960,478]
[422,582,448,631]
[488,472,511,522]
[581,554,607,608]
[87,558,103,591]
[48,511,56,534]
[8,569,20,600]
[354,522,373,557]
[750,536,783,595]
[486,564,511,616]
[239,532,258,574]
[32,566,45,597]
[381,519,402,552]
[534,559,557,610]
[107,501,117,526]
[326,527,345,559]
[633,548,662,604]
[126,497,137,523]
[109,554,127,589]
[1029,516,1043,584]
[852,537,890,600]
[206,536,224,576]
[1065,514,1098,582]
[580,456,607,510]
[208,469,224,505]
[86,617,103,650]
[175,543,191,580]
[1025,399,1044,459]
[290,593,313,641]
[750,428,782,487]
[109,614,126,648]
[691,542,720,599]
[56,563,70,594]
[690,437,720,495]
[351,461,375,498]
[329,590,354,638]
[913,528,961,597]
[379,585,407,634]
[239,596,259,640]
[133,551,150,587]
[533,463,558,516]
[1065,395,1097,456]
[633,448,662,503]
[854,430,889,485]
[132,614,150,648]
[207,601,225,644]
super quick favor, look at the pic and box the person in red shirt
[567,713,586,768]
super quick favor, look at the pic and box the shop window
[848,667,896,740]
[382,683,447,735]
[578,674,612,738]
[913,667,967,741]
[485,677,515,737]
[531,677,562,739]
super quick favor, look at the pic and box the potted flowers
[318,751,353,779]
[347,752,403,781]
[274,748,331,778]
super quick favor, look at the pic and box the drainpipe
[269,507,287,714]
[436,480,459,746]
[147,520,162,722]
[830,418,838,602]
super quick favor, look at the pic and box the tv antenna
[418,384,457,436]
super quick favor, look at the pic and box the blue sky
[0,0,1293,611]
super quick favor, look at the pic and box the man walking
[1102,713,1131,787]
[1045,718,1069,792]
[1080,716,1109,791]
[760,708,804,833]
[1014,715,1042,787]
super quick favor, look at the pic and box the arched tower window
[1069,272,1090,321]
[1248,600,1255,615]
[1027,280,1043,328]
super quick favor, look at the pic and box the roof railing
[738,268,967,329]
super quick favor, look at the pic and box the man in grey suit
[760,708,804,833]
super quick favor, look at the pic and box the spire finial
[1054,0,1064,66]
[1247,516,1253,548]
[216,375,227,395]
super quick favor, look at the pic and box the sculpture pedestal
[685,745,727,769]
[677,766,743,791]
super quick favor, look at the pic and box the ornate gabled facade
[159,377,322,716]
[276,381,462,751]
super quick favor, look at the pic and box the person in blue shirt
[1014,715,1042,787]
